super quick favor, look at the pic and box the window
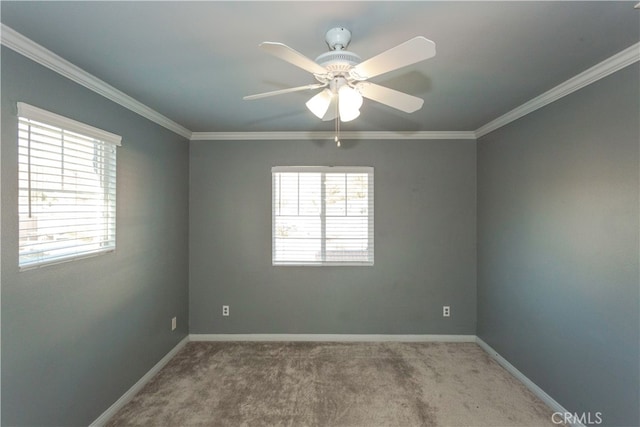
[272,166,374,266]
[17,103,121,269]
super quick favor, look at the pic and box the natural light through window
[272,166,374,266]
[17,103,121,270]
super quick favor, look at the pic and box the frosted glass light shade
[306,89,333,119]
[338,85,363,122]
[323,95,338,121]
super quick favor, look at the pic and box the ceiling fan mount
[244,27,436,123]
[324,27,352,51]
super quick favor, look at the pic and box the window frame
[17,102,122,270]
[272,166,374,266]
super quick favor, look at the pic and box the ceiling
[1,1,638,134]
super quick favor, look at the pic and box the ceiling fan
[243,27,436,123]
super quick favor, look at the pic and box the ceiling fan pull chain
[334,105,341,148]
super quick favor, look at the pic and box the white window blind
[17,103,122,270]
[272,166,374,266]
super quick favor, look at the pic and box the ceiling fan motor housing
[315,50,362,75]
[315,28,362,80]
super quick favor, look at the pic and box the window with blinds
[17,103,122,270]
[272,166,374,266]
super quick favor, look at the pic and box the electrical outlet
[222,305,230,316]
[171,317,177,331]
[443,306,450,317]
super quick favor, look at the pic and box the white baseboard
[89,336,190,427]
[189,333,477,342]
[475,337,584,427]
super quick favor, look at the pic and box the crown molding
[476,41,640,138]
[0,24,192,140]
[3,24,637,143]
[190,130,477,141]
[2,23,472,142]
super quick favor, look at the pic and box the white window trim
[272,166,374,267]
[17,103,122,147]
[17,102,121,270]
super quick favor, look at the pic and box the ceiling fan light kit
[305,89,334,120]
[244,27,436,145]
[337,84,363,122]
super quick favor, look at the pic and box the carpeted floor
[106,341,560,426]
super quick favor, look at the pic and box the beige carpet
[106,341,560,426]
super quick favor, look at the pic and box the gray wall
[190,138,477,335]
[477,64,639,427]
[1,47,190,426]
[4,24,636,427]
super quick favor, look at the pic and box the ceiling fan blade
[350,37,436,80]
[243,83,327,100]
[260,42,328,76]
[356,82,424,113]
